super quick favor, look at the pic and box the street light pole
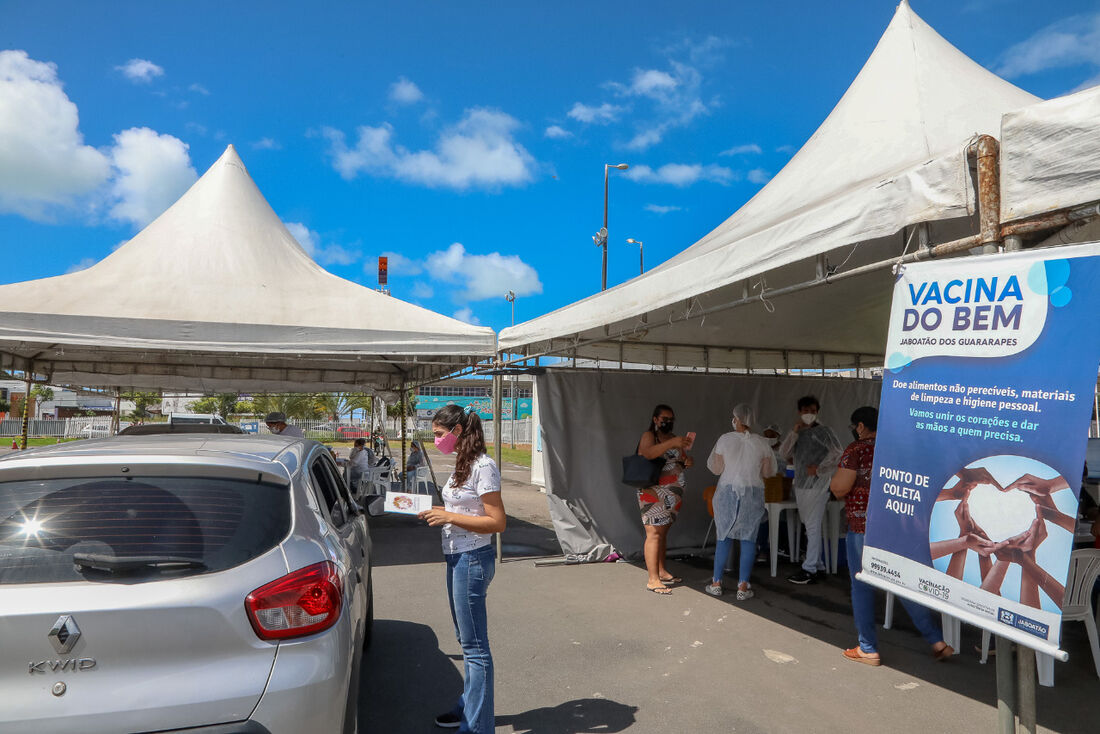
[626,238,644,275]
[505,291,517,449]
[595,163,629,291]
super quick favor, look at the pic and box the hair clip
[464,404,476,415]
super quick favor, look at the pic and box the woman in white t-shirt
[418,404,505,733]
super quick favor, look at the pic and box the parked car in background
[336,425,372,440]
[167,413,227,425]
[0,434,373,734]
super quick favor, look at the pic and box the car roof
[0,434,321,484]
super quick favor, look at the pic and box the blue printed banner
[860,243,1100,656]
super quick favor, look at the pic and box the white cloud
[286,222,361,266]
[645,204,683,214]
[252,137,281,150]
[747,168,771,185]
[625,163,735,187]
[452,307,481,325]
[65,257,97,274]
[720,143,762,156]
[411,282,434,299]
[0,51,111,219]
[116,58,164,84]
[188,83,209,95]
[322,108,535,190]
[996,13,1100,79]
[389,76,424,104]
[776,144,797,155]
[609,59,710,150]
[544,125,572,139]
[378,251,423,276]
[108,127,197,227]
[567,102,623,124]
[425,242,542,301]
[628,69,678,96]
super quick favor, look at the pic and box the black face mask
[658,419,674,433]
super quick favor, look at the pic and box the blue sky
[3,1,1099,331]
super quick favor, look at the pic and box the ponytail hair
[432,404,487,487]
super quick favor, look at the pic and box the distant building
[415,377,532,421]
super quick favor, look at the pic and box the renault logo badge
[47,616,81,655]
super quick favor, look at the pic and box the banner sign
[861,243,1100,657]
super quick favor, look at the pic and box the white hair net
[762,423,781,436]
[731,403,755,427]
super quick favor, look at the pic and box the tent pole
[111,390,121,435]
[492,356,504,561]
[400,381,407,482]
[19,374,31,450]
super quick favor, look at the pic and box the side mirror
[365,496,387,517]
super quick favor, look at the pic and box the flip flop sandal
[646,585,673,595]
[660,576,683,585]
[843,647,882,666]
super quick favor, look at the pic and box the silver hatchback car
[0,434,373,734]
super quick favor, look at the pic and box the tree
[385,389,417,419]
[0,397,10,415]
[313,393,372,422]
[189,393,240,419]
[123,391,161,423]
[250,393,319,420]
[30,385,54,419]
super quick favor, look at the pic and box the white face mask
[800,413,817,426]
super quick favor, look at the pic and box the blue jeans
[445,544,496,733]
[846,532,943,653]
[713,537,755,585]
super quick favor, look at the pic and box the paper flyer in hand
[385,491,433,515]
[862,243,1100,658]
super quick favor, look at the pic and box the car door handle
[355,570,362,584]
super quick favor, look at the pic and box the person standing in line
[831,406,953,665]
[264,411,305,438]
[778,395,842,584]
[636,404,693,595]
[418,404,506,732]
[705,404,777,599]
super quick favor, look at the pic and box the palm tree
[313,393,372,423]
[251,393,319,420]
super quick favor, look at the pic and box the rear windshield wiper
[73,553,207,573]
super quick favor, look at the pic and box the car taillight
[246,561,343,641]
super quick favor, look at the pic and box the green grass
[9,437,82,447]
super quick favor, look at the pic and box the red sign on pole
[378,256,388,286]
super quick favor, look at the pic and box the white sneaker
[705,583,723,596]
[736,586,754,601]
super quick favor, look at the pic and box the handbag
[622,442,663,488]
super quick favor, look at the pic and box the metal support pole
[1005,235,1023,253]
[399,382,407,479]
[19,375,31,450]
[492,362,503,560]
[1017,645,1037,734]
[510,373,517,449]
[111,390,121,435]
[973,135,1003,251]
[602,167,609,291]
[996,637,1017,734]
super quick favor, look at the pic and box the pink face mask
[434,428,459,454]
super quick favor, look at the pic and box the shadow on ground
[664,549,1094,734]
[359,619,464,733]
[496,698,639,734]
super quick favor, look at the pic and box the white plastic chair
[406,465,432,494]
[980,548,1100,685]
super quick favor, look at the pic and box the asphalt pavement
[359,455,1096,734]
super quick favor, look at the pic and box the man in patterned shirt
[830,406,953,666]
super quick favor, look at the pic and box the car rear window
[0,476,290,585]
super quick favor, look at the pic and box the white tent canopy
[500,1,1040,369]
[0,145,496,392]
